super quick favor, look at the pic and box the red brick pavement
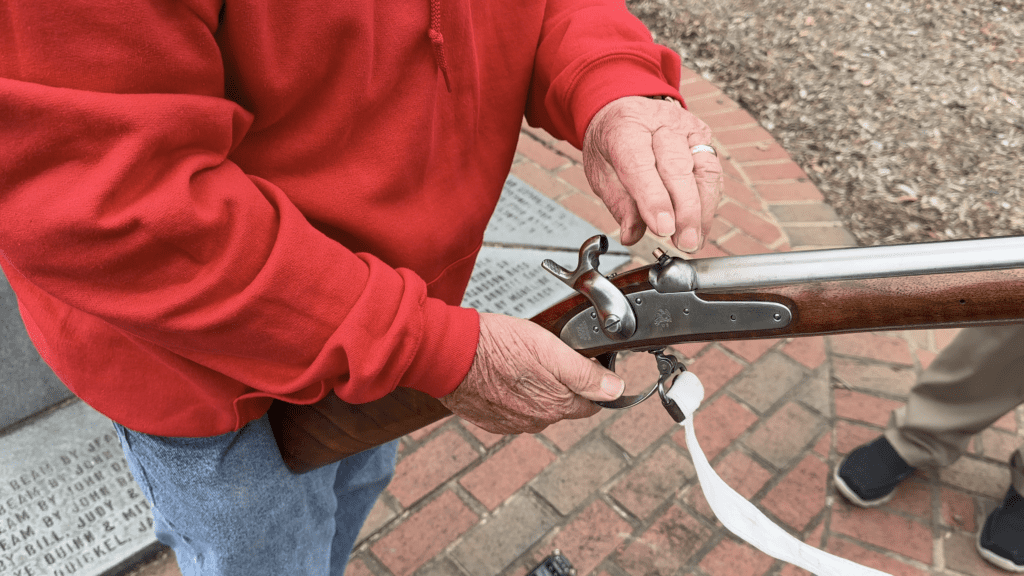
[136,69,1023,576]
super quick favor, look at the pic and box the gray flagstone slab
[0,269,73,431]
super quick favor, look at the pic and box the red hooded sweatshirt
[0,0,683,436]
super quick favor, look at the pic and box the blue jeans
[112,415,398,575]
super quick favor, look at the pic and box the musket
[269,234,1024,473]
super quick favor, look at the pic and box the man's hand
[438,313,625,434]
[583,96,723,252]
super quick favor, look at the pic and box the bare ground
[629,0,1024,246]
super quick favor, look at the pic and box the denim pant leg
[330,438,399,570]
[112,414,397,576]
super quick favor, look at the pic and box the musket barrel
[690,236,1024,291]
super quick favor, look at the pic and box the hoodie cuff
[400,298,480,398]
[563,54,684,147]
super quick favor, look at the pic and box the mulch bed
[630,0,1024,246]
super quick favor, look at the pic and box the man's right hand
[438,312,625,434]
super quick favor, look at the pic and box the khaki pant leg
[884,325,1024,491]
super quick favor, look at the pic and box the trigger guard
[593,351,661,409]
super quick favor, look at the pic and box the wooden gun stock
[271,238,1024,473]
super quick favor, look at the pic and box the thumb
[508,313,626,402]
[558,356,625,402]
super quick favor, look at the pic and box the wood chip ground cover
[630,0,1024,246]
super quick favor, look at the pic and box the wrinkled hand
[438,313,625,434]
[583,96,723,252]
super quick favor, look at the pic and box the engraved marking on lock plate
[653,309,672,328]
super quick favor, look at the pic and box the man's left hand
[583,96,723,253]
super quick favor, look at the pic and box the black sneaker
[833,436,916,507]
[977,485,1024,572]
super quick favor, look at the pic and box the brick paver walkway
[136,68,1023,576]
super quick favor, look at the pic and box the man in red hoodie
[0,1,722,573]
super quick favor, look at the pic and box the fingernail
[656,212,675,237]
[678,228,700,252]
[601,374,624,398]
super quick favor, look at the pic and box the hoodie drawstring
[428,0,452,92]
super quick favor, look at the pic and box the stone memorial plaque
[1,270,73,431]
[0,401,156,576]
[461,247,630,319]
[484,176,632,254]
[465,177,631,318]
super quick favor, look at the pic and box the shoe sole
[832,461,896,508]
[977,531,1024,573]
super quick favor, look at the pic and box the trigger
[596,352,617,371]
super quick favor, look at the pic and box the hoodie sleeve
[0,2,478,406]
[526,0,685,148]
